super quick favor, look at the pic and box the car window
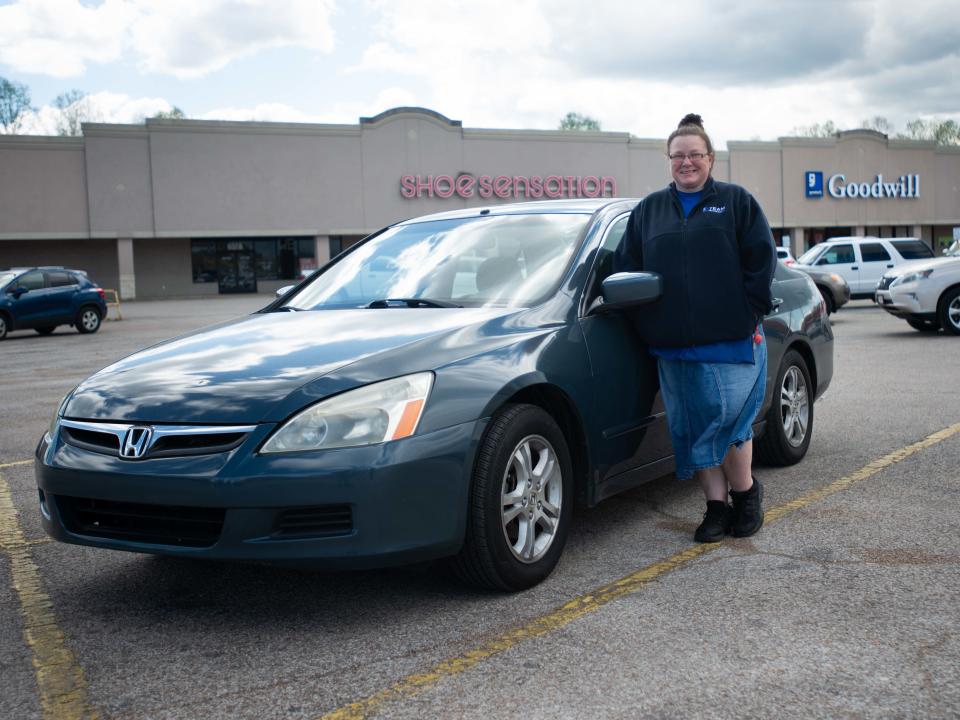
[12,271,44,291]
[891,240,934,259]
[0,272,16,288]
[797,246,823,265]
[817,244,855,265]
[46,271,76,287]
[286,213,590,309]
[860,243,891,262]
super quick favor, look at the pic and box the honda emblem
[120,426,153,459]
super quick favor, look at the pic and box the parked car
[776,247,796,265]
[875,247,960,334]
[795,237,934,298]
[791,265,851,315]
[36,200,834,591]
[0,267,106,340]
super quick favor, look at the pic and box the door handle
[851,266,858,270]
[886,263,894,267]
[772,297,784,311]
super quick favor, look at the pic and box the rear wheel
[938,287,960,336]
[452,404,573,591]
[0,314,7,340]
[76,307,101,334]
[35,326,56,335]
[906,318,940,333]
[756,349,813,466]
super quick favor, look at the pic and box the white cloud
[0,0,336,79]
[18,91,178,134]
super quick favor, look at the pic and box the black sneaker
[729,477,764,537]
[694,501,733,543]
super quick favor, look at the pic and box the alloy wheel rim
[500,434,562,564]
[780,366,809,448]
[949,296,960,331]
[82,310,98,330]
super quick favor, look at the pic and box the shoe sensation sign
[400,173,618,200]
[805,171,921,199]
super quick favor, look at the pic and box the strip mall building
[1,107,958,299]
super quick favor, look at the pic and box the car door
[43,270,81,324]
[857,242,895,294]
[6,271,46,327]
[578,214,674,504]
[814,243,859,292]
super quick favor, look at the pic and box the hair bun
[679,113,704,129]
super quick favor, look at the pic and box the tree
[899,118,960,145]
[790,120,838,138]
[559,112,601,131]
[152,106,185,120]
[0,76,33,134]
[860,116,895,134]
[53,90,101,136]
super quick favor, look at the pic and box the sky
[1,0,958,147]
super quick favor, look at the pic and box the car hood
[63,308,521,424]
[881,255,960,278]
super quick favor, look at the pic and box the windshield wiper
[366,298,463,309]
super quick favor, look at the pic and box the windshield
[284,213,590,310]
[796,246,823,265]
[944,240,960,257]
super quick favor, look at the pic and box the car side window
[46,271,76,287]
[817,244,855,265]
[891,240,934,260]
[860,243,891,262]
[582,215,630,312]
[13,271,44,291]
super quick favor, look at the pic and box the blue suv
[0,267,107,340]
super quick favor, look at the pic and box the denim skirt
[657,338,767,480]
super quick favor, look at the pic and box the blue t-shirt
[650,189,756,363]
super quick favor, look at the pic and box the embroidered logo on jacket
[703,205,726,214]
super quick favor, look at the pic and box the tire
[906,317,940,333]
[938,287,960,336]
[755,349,813,466]
[451,404,573,591]
[35,326,56,335]
[76,307,102,334]
[818,287,835,315]
[0,314,7,340]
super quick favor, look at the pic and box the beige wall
[1,109,959,298]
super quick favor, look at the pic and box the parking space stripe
[0,473,98,720]
[319,421,960,720]
[0,459,33,469]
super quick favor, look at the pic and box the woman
[613,113,776,542]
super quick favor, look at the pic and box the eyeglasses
[668,152,710,163]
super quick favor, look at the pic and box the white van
[795,237,934,298]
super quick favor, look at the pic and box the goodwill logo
[805,171,920,200]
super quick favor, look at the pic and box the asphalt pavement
[1,297,958,720]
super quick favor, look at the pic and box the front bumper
[36,418,484,568]
[874,288,936,321]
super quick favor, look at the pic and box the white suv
[874,242,960,334]
[796,237,934,298]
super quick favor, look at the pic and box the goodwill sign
[805,171,920,199]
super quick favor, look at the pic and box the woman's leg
[696,466,728,501]
[722,440,754,492]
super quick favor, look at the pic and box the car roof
[816,236,920,244]
[394,198,639,225]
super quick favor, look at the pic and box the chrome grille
[59,419,256,460]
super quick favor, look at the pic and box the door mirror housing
[590,272,662,314]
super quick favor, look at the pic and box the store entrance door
[217,250,257,294]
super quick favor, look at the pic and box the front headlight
[892,269,934,286]
[260,372,434,453]
[48,389,74,438]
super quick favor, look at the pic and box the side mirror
[10,286,28,298]
[816,258,830,266]
[275,285,295,299]
[590,272,662,314]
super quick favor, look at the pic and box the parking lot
[2,296,958,719]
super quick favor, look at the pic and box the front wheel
[756,349,813,466]
[938,287,960,336]
[76,307,101,334]
[452,404,573,591]
[0,314,7,340]
[818,287,835,315]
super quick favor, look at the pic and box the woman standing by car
[614,113,777,542]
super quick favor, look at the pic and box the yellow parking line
[0,459,33,469]
[320,421,960,720]
[0,473,98,720]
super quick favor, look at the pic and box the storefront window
[191,238,315,283]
